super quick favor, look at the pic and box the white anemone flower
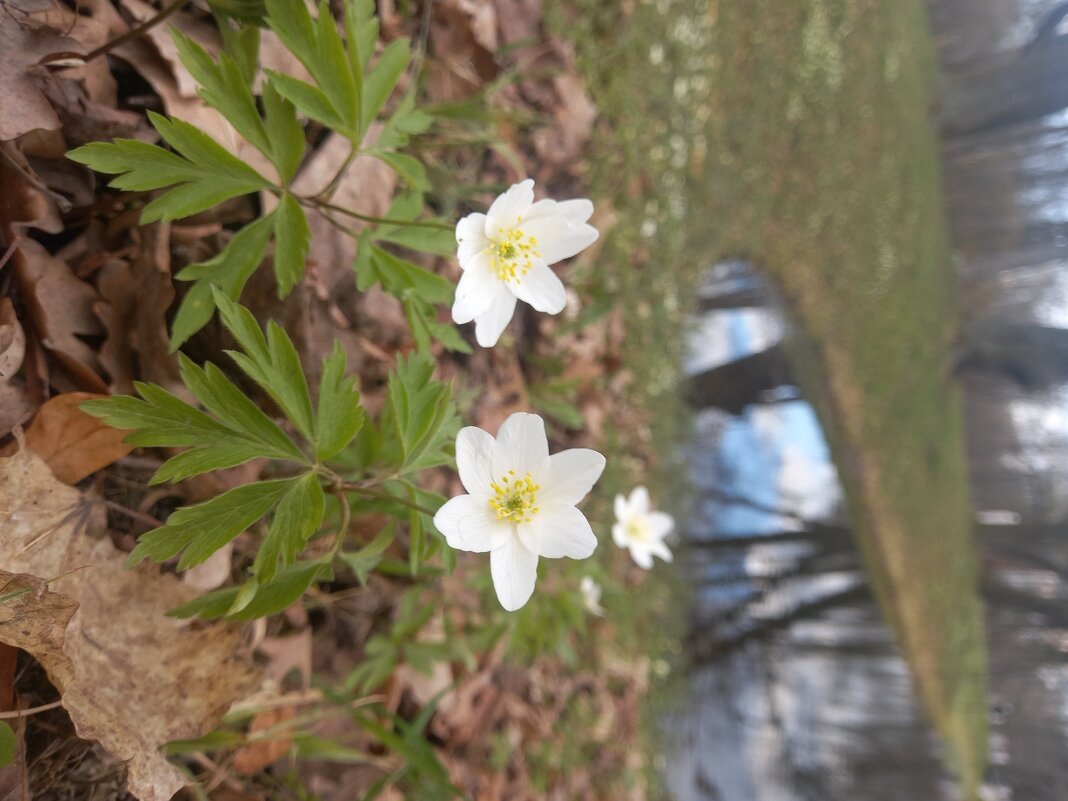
[452,179,599,348]
[580,576,605,617]
[433,412,606,611]
[612,486,674,569]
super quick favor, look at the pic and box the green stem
[339,483,436,517]
[300,197,453,231]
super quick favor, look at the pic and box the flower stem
[339,483,436,517]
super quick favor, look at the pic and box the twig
[0,237,20,272]
[0,699,64,719]
[103,499,163,530]
[82,0,190,63]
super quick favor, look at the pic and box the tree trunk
[940,35,1068,136]
[684,344,793,414]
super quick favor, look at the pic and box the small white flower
[612,486,674,569]
[452,179,599,348]
[580,576,605,617]
[433,412,606,611]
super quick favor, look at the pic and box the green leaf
[293,733,372,764]
[267,71,346,130]
[170,213,275,349]
[357,244,454,305]
[263,82,305,183]
[0,722,14,769]
[370,150,426,193]
[377,223,456,257]
[315,341,365,460]
[346,0,378,73]
[127,478,296,569]
[338,523,394,585]
[274,192,310,296]
[166,729,245,755]
[150,439,270,485]
[81,383,233,448]
[177,353,304,461]
[213,291,317,442]
[361,39,410,136]
[67,140,202,189]
[253,473,325,582]
[382,353,459,471]
[172,29,272,158]
[168,560,331,620]
[313,0,359,132]
[216,12,262,79]
[263,0,317,68]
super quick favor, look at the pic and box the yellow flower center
[489,470,541,524]
[626,519,648,542]
[488,222,541,283]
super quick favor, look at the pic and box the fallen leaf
[0,392,133,483]
[14,238,106,392]
[0,299,25,384]
[232,705,296,774]
[0,441,260,801]
[0,8,77,141]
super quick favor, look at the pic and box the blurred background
[651,0,1068,799]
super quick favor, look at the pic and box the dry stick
[102,499,164,530]
[80,0,190,63]
[0,699,64,720]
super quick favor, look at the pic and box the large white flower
[612,486,674,569]
[452,179,599,348]
[433,412,606,611]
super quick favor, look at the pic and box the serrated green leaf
[338,523,394,585]
[151,439,270,485]
[216,12,261,78]
[149,112,268,186]
[263,82,305,183]
[172,29,272,158]
[314,0,359,133]
[370,150,427,192]
[264,0,318,73]
[267,71,346,130]
[346,0,378,73]
[377,223,456,257]
[67,140,202,189]
[254,472,325,582]
[274,192,310,296]
[177,353,305,461]
[127,478,296,569]
[213,291,316,442]
[81,383,232,448]
[316,342,365,460]
[361,39,410,136]
[229,560,330,620]
[362,245,454,305]
[170,213,275,349]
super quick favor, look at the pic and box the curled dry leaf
[0,297,32,438]
[0,7,78,141]
[0,442,260,801]
[0,392,133,484]
[232,705,297,774]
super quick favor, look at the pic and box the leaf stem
[0,700,64,720]
[299,197,453,231]
[315,145,361,202]
[339,483,436,517]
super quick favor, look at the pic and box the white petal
[629,486,651,516]
[540,448,606,506]
[519,504,597,560]
[511,262,566,314]
[526,198,594,225]
[612,522,629,548]
[456,211,488,244]
[492,412,549,477]
[486,179,534,237]
[613,494,630,524]
[520,215,598,265]
[452,253,497,324]
[433,495,508,553]
[455,426,495,496]
[629,544,654,570]
[649,539,673,564]
[646,511,675,540]
[458,233,490,267]
[490,534,539,611]
[473,283,517,347]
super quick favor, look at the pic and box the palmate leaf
[67,113,271,223]
[316,342,366,460]
[383,353,459,472]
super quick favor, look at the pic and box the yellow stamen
[489,471,541,524]
[486,220,542,283]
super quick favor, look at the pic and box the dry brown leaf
[14,238,106,392]
[0,140,63,235]
[0,392,133,483]
[0,442,260,801]
[0,9,77,141]
[0,299,25,383]
[232,705,296,774]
